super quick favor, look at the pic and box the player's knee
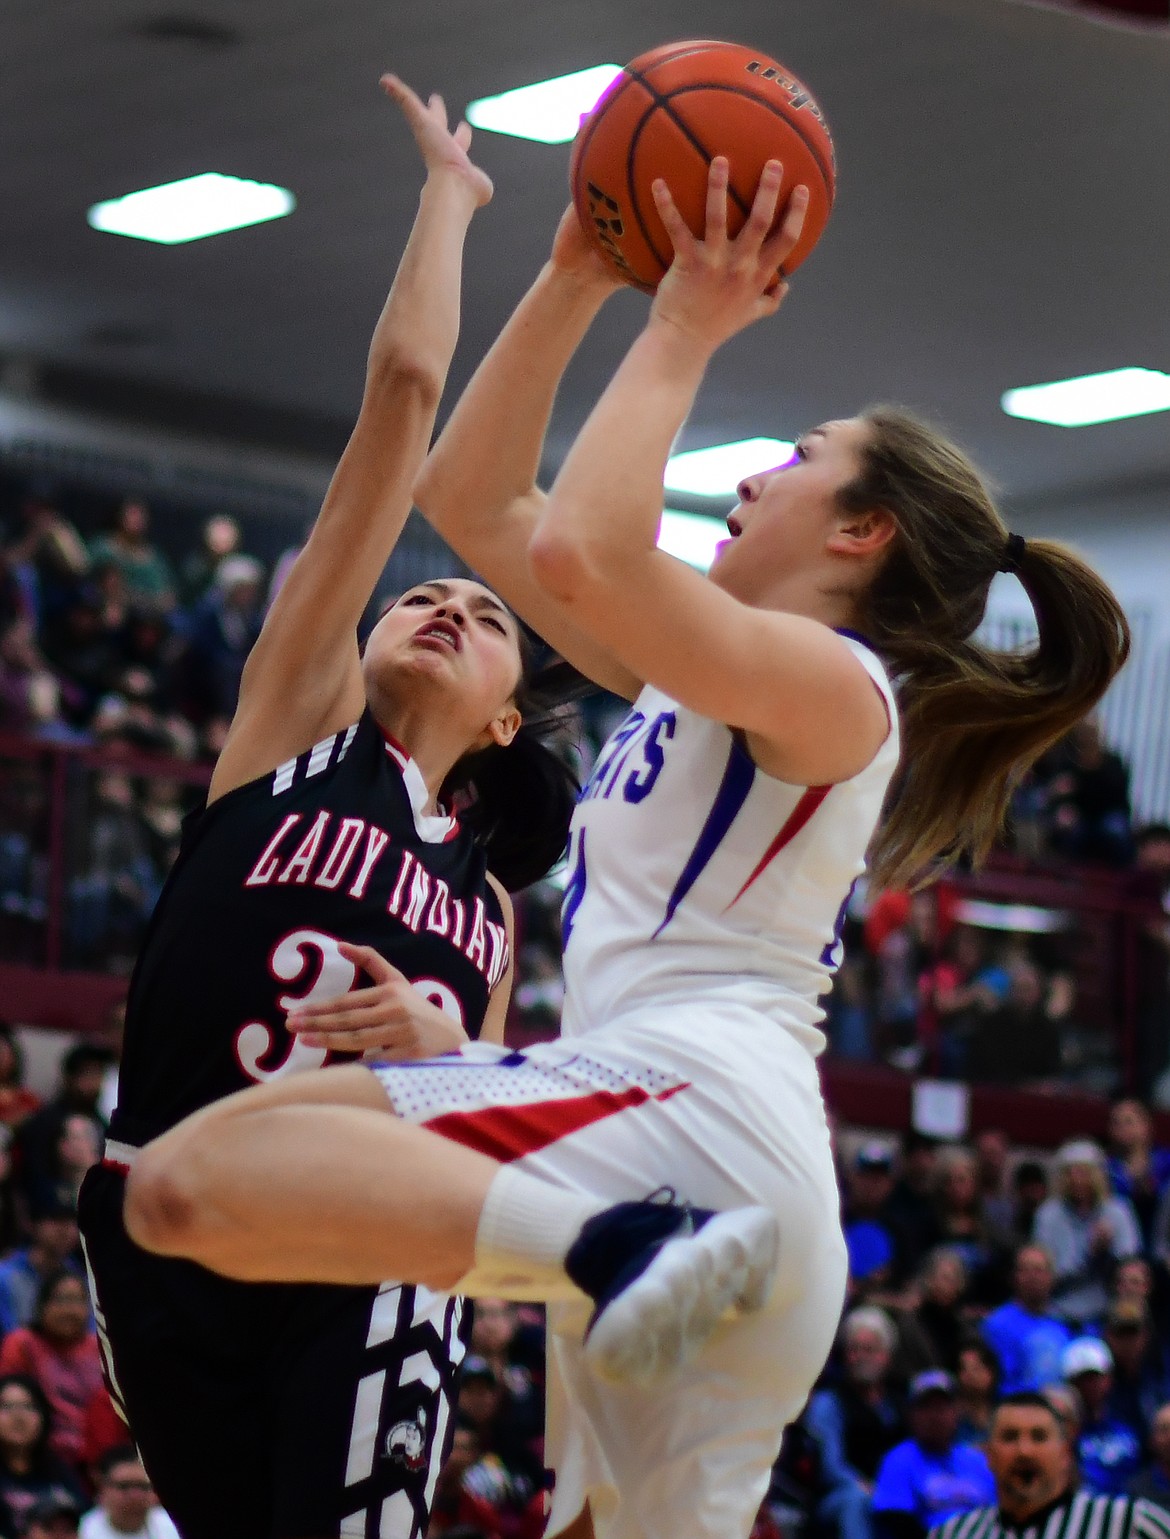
[124,1143,207,1257]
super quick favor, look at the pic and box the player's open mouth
[414,619,462,652]
[726,515,743,537]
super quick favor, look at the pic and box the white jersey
[560,634,900,1052]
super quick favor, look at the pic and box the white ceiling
[3,0,1169,517]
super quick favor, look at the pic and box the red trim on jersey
[379,727,459,830]
[101,1155,132,1175]
[424,1081,690,1164]
[726,783,831,908]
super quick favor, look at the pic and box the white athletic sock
[462,1164,609,1302]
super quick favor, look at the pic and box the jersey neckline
[375,722,459,844]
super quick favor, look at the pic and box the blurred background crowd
[2,478,1170,1539]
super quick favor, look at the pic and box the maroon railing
[0,731,211,1032]
[1,732,1166,1144]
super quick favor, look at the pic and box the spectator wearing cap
[0,1374,86,1538]
[930,1392,1170,1539]
[871,1371,995,1539]
[177,553,264,732]
[1107,1100,1170,1246]
[1033,1142,1141,1328]
[982,1245,1073,1394]
[806,1308,906,1539]
[79,1446,179,1539]
[1105,1303,1169,1445]
[1063,1337,1144,1496]
[845,1144,901,1296]
[0,1207,82,1337]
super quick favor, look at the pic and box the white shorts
[371,1008,847,1539]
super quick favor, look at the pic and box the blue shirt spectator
[0,1211,82,1336]
[1064,1336,1145,1496]
[873,1372,995,1539]
[982,1245,1072,1393]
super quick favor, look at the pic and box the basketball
[570,39,836,293]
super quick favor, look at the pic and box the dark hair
[1135,824,1170,849]
[1014,1159,1047,1190]
[992,1390,1068,1438]
[61,1043,111,1079]
[97,1443,143,1481]
[959,1337,1003,1393]
[442,648,583,892]
[839,408,1130,888]
[0,1025,23,1089]
[32,1268,89,1334]
[0,1373,54,1469]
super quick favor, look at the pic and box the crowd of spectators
[0,489,294,969]
[3,480,1169,1097]
[0,1022,1168,1537]
[781,1109,1170,1539]
[819,813,1170,1097]
[3,482,1170,1535]
[0,1030,177,1537]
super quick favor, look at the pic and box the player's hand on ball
[649,157,809,350]
[286,942,468,1060]
[548,205,625,295]
[381,74,493,209]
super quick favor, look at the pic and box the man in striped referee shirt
[930,1394,1170,1539]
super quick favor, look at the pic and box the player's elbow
[124,1143,212,1260]
[364,349,444,415]
[528,519,601,601]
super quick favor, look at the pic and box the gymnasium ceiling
[2,0,1169,519]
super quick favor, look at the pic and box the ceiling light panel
[88,173,295,245]
[664,437,796,497]
[466,65,622,144]
[657,509,727,571]
[1001,368,1170,427]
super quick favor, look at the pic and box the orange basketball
[570,40,836,293]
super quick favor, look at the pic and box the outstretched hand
[649,157,809,351]
[548,204,626,295]
[286,941,469,1061]
[381,73,493,209]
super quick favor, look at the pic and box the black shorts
[78,1163,467,1539]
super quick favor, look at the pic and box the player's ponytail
[443,654,583,891]
[844,408,1130,888]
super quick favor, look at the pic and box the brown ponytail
[841,408,1131,888]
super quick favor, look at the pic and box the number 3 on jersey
[234,928,463,1083]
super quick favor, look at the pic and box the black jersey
[111,712,508,1144]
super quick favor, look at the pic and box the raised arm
[413,211,642,700]
[528,159,890,787]
[209,79,492,803]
